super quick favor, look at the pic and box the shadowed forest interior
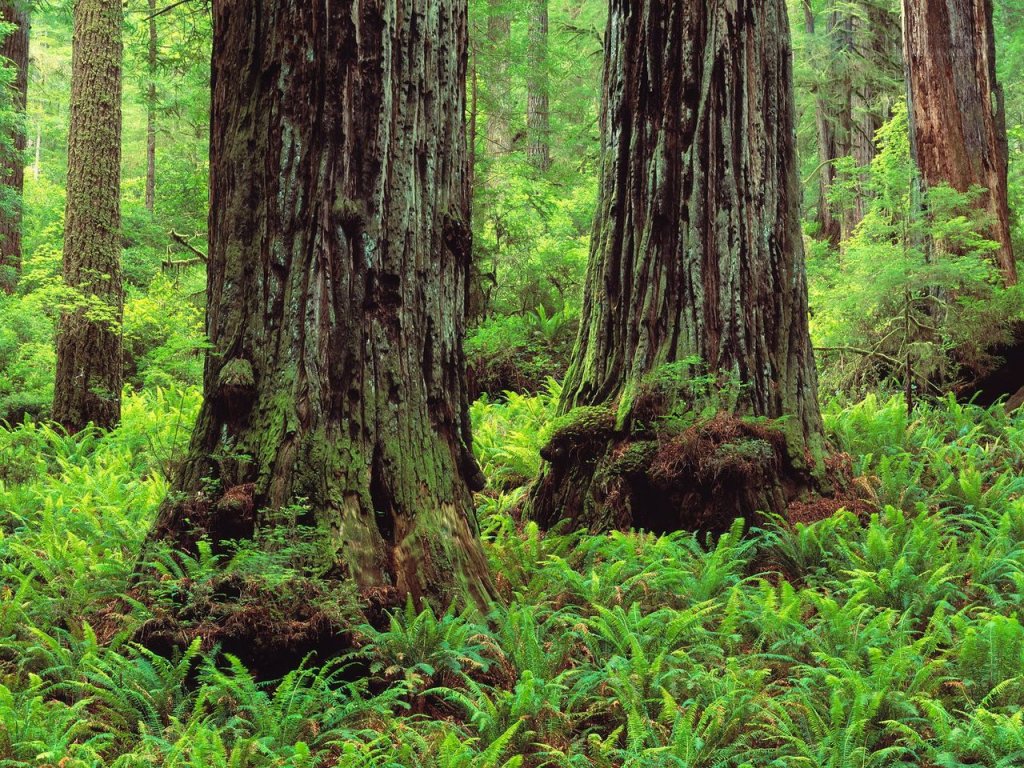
[3,0,1024,765]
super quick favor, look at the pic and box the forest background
[3,1,1024,767]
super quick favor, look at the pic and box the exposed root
[532,411,868,534]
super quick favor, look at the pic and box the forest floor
[2,385,1024,767]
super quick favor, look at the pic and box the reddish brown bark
[903,0,1017,284]
[145,0,156,212]
[0,2,28,293]
[527,0,551,172]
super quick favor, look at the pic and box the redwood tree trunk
[145,0,156,212]
[53,0,123,432]
[485,0,511,155]
[531,0,827,533]
[0,2,28,293]
[902,0,1017,284]
[150,0,493,620]
[804,0,901,246]
[526,0,551,171]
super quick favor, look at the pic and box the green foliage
[4,1,1024,766]
[465,311,576,397]
[810,105,1024,398]
[5,358,1024,766]
[471,379,560,490]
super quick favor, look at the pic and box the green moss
[218,358,255,389]
[547,405,616,444]
[604,440,658,478]
[716,438,775,464]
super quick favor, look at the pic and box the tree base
[134,482,488,677]
[531,412,845,535]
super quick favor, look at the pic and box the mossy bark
[52,0,123,432]
[531,0,827,533]
[0,2,29,293]
[149,0,494,624]
[902,0,1017,285]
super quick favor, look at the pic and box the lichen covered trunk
[902,0,1016,284]
[53,0,123,432]
[531,0,827,533]
[0,2,28,293]
[151,0,493,618]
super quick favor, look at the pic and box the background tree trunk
[485,0,511,155]
[52,0,123,432]
[526,0,551,171]
[803,0,902,246]
[804,1,843,245]
[847,2,901,233]
[531,0,827,533]
[0,1,29,293]
[902,0,1017,284]
[145,0,156,212]
[150,0,493,627]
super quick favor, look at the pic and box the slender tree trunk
[145,0,156,212]
[467,44,492,324]
[0,2,29,293]
[485,0,511,155]
[147,0,493,656]
[846,2,902,237]
[530,0,827,533]
[902,0,1017,284]
[805,1,843,245]
[526,0,551,172]
[805,1,902,246]
[32,120,39,180]
[53,0,123,433]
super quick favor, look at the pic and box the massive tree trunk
[0,2,28,293]
[52,0,123,432]
[145,0,156,212]
[526,0,551,171]
[530,0,827,534]
[902,0,1017,284]
[147,0,493,659]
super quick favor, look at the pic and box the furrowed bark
[902,0,1017,284]
[149,0,493,629]
[530,0,827,533]
[527,0,551,171]
[53,0,123,432]
[145,0,157,212]
[0,1,28,293]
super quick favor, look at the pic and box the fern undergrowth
[2,387,1024,766]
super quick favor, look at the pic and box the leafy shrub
[465,310,576,398]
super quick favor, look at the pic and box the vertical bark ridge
[153,0,493,614]
[145,0,156,212]
[902,0,1016,284]
[0,1,28,292]
[532,0,826,532]
[527,0,550,171]
[52,0,123,432]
